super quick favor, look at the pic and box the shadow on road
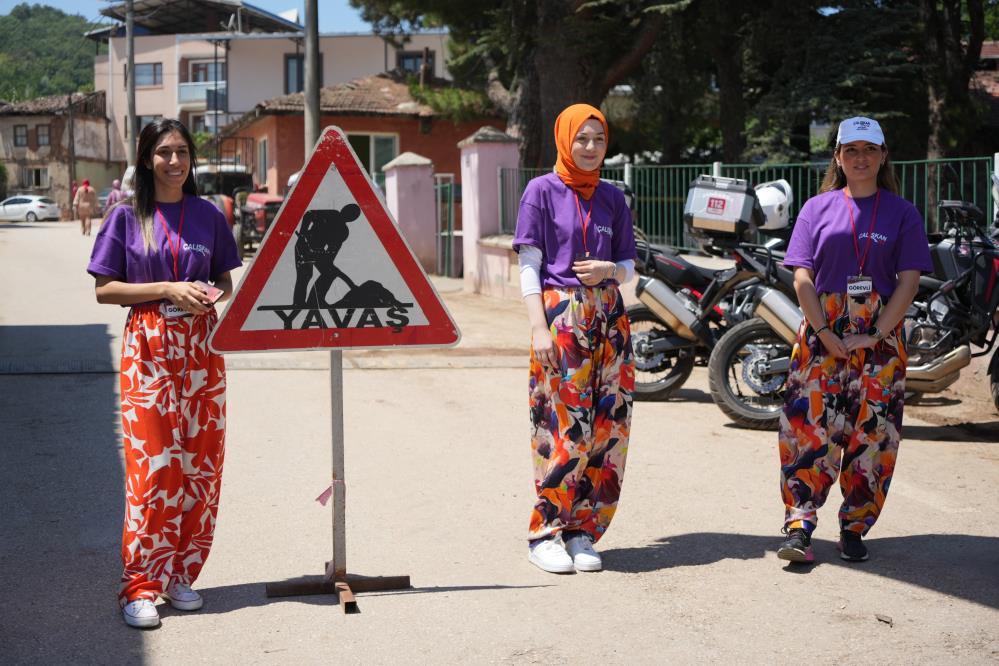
[903,421,999,443]
[188,581,552,615]
[0,324,116,373]
[602,532,999,609]
[0,324,142,662]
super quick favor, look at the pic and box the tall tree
[350,0,684,167]
[921,0,985,157]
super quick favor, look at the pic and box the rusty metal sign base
[265,572,411,613]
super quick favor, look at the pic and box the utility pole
[125,0,136,166]
[303,0,320,148]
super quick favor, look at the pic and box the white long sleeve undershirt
[518,245,635,298]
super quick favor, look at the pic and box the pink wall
[458,129,520,295]
[384,154,437,273]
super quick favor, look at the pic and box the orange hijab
[554,103,609,201]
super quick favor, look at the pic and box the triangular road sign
[209,126,460,353]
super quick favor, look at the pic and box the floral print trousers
[528,286,635,543]
[118,304,227,605]
[779,291,907,536]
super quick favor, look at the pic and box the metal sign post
[211,127,459,613]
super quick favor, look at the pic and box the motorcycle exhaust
[635,276,705,342]
[754,287,804,345]
[906,345,972,393]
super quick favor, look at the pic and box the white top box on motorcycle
[683,175,761,236]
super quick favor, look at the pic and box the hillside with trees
[0,3,106,102]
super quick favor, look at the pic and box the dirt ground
[907,352,999,435]
[3,222,998,665]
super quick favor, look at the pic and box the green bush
[0,162,7,200]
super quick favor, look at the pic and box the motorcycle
[706,175,999,429]
[905,180,999,411]
[629,177,796,401]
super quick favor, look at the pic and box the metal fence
[499,156,996,249]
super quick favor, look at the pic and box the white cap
[836,116,885,146]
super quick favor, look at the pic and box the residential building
[87,0,450,163]
[0,92,121,217]
[220,72,502,196]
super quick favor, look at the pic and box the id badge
[160,303,190,319]
[846,275,873,298]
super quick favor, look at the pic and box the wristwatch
[868,325,884,340]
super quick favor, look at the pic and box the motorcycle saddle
[650,249,718,290]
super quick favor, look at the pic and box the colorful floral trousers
[118,304,227,605]
[779,291,907,536]
[528,286,635,543]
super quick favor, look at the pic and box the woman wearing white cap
[776,117,933,563]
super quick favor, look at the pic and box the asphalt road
[2,221,998,664]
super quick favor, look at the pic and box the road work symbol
[209,126,459,353]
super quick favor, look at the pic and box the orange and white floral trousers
[118,304,226,605]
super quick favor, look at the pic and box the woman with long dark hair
[88,118,241,627]
[777,117,932,564]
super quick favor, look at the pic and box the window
[13,125,27,147]
[284,54,322,94]
[124,115,163,138]
[36,124,49,146]
[257,138,268,178]
[397,50,435,75]
[20,167,49,189]
[125,63,163,87]
[346,133,398,188]
[190,61,226,83]
[190,113,206,134]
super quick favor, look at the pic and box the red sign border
[209,127,460,354]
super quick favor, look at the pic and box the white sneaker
[528,538,575,573]
[122,598,160,628]
[564,534,602,572]
[163,581,203,611]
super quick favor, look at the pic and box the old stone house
[0,92,123,217]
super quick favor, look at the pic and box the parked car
[97,186,113,211]
[0,195,61,221]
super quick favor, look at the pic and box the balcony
[178,81,227,110]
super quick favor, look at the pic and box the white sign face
[243,165,430,332]
[210,126,459,353]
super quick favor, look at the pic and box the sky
[0,0,373,33]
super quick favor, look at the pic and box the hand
[532,325,559,370]
[817,329,849,360]
[842,333,878,353]
[573,259,615,286]
[164,282,212,315]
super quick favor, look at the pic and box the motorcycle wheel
[627,305,696,401]
[707,318,791,430]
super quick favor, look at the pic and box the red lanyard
[843,188,880,275]
[574,193,593,255]
[156,198,186,282]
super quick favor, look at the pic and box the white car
[0,195,61,221]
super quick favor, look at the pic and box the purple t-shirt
[87,195,242,300]
[783,188,933,298]
[513,172,636,288]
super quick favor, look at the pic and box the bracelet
[813,324,830,336]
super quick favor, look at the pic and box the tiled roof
[982,41,999,59]
[0,92,100,116]
[972,70,999,121]
[256,73,436,117]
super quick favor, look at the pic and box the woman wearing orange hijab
[513,103,637,573]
